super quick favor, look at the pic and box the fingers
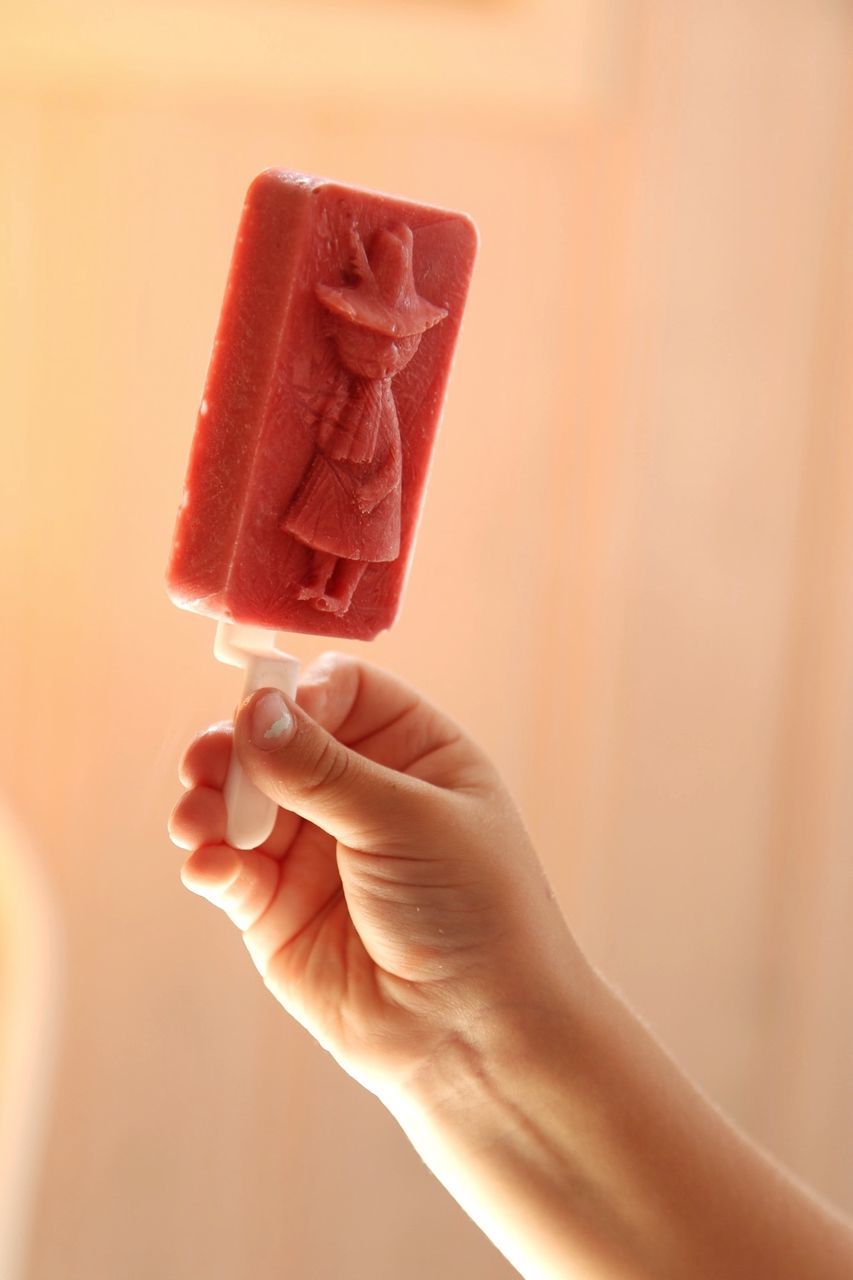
[295,652,444,750]
[178,655,475,785]
[178,722,232,790]
[180,843,280,932]
[233,685,431,850]
[180,827,344,976]
[175,722,300,856]
[241,826,340,975]
[169,785,227,850]
[173,653,484,860]
[174,655,413,793]
[294,652,482,786]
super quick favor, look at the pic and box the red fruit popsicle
[167,170,477,848]
[167,168,478,641]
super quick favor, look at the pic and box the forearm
[386,966,853,1280]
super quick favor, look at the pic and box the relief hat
[316,223,448,339]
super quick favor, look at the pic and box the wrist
[379,952,853,1280]
[381,961,645,1280]
[400,982,588,1119]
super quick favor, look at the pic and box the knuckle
[303,735,351,795]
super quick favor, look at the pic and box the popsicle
[167,169,477,846]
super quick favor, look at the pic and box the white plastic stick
[214,621,300,850]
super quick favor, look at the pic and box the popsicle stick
[213,621,300,850]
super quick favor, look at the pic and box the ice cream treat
[167,169,478,640]
[167,170,477,846]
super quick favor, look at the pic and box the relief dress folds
[282,222,447,615]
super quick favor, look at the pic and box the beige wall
[1,1,851,1276]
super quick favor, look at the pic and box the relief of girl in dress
[281,222,447,615]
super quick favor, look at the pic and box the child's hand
[169,654,584,1100]
[169,654,853,1280]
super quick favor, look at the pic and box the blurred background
[1,0,851,1275]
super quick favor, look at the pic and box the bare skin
[169,653,853,1280]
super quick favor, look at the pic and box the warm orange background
[1,2,851,1277]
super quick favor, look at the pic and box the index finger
[295,653,477,782]
[178,722,233,790]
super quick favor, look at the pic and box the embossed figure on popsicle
[282,223,448,614]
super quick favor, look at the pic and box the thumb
[233,687,422,848]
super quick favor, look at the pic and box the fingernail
[250,690,294,750]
